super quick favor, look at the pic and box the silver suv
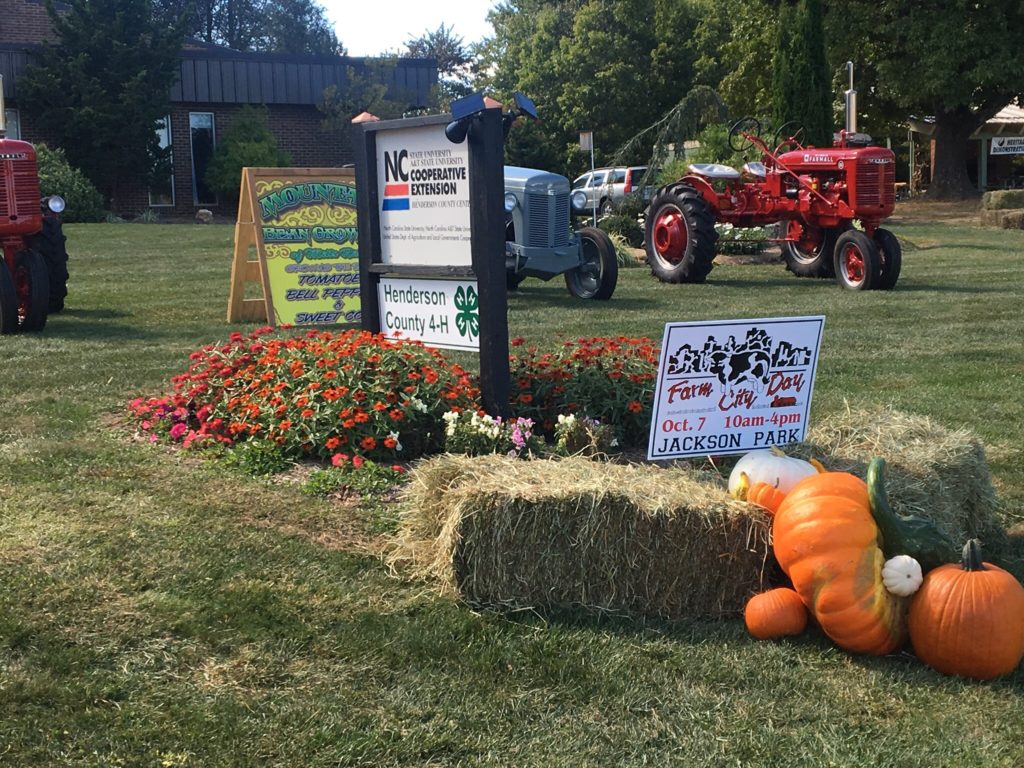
[571,165,651,214]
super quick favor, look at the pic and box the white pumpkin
[727,447,820,500]
[881,555,923,596]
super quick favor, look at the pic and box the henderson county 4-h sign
[648,316,825,460]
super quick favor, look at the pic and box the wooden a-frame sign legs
[227,168,271,323]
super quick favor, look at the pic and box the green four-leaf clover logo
[454,284,479,340]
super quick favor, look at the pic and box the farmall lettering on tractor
[0,75,70,333]
[645,74,900,291]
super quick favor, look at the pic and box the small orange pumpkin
[745,481,789,516]
[908,539,1024,680]
[744,587,808,640]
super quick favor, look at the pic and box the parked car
[571,165,652,214]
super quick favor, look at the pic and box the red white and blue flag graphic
[382,183,410,211]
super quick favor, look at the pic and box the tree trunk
[926,107,979,200]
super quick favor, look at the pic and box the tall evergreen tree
[771,0,833,147]
[20,0,186,207]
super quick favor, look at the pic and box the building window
[189,112,216,206]
[149,115,174,207]
[3,109,20,140]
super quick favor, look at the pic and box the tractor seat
[742,161,766,179]
[687,163,741,180]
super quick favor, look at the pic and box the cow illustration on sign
[668,327,786,393]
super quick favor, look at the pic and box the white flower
[388,431,403,452]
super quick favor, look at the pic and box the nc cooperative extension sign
[647,316,824,460]
[376,124,472,267]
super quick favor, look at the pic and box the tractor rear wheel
[565,226,617,300]
[833,230,880,291]
[645,185,717,284]
[782,221,844,278]
[872,228,902,290]
[28,218,69,312]
[0,263,17,334]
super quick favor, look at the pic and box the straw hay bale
[389,455,770,620]
[791,405,1002,548]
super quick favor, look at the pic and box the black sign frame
[352,109,510,417]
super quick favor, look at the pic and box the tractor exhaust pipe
[844,61,857,134]
[0,75,7,136]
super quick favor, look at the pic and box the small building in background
[0,0,437,217]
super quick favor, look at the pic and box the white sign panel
[378,277,480,351]
[990,136,1024,156]
[376,124,472,266]
[647,316,824,460]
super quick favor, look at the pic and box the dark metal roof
[1,43,437,107]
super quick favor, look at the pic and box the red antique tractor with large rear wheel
[645,117,901,291]
[1,77,69,333]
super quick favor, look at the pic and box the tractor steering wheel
[728,117,762,153]
[771,121,805,152]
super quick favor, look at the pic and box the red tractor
[645,117,900,291]
[1,77,70,333]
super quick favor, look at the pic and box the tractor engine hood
[503,165,570,195]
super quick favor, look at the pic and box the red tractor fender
[678,175,721,211]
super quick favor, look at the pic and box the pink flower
[331,452,349,466]
[169,423,188,440]
[351,455,364,469]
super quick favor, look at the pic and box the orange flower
[325,436,341,450]
[361,436,377,450]
[383,437,397,449]
[626,401,643,413]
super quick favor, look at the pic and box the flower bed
[129,327,479,468]
[128,331,660,469]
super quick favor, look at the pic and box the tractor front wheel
[872,228,902,290]
[0,262,17,334]
[29,218,69,312]
[783,221,844,278]
[645,185,717,284]
[833,230,880,291]
[565,226,617,300]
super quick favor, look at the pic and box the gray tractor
[498,93,617,300]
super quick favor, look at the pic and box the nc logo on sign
[382,150,410,211]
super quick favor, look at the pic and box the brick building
[1,0,437,217]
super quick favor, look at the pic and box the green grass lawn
[1,215,1023,766]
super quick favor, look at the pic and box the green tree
[405,24,477,111]
[20,0,185,207]
[772,0,832,147]
[481,0,703,174]
[205,105,292,203]
[154,0,344,55]
[258,0,342,55]
[691,0,775,121]
[827,0,1024,198]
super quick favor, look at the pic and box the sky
[320,1,499,57]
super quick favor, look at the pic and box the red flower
[383,436,397,449]
[325,436,341,450]
[361,436,377,450]
[626,401,642,413]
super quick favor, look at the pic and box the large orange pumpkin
[772,471,906,655]
[908,539,1024,680]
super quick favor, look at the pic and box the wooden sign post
[227,167,360,327]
